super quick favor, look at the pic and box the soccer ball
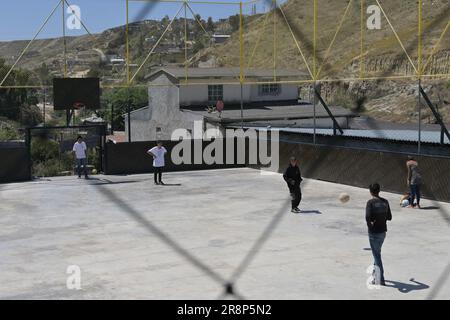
[92,169,97,175]
[339,193,350,203]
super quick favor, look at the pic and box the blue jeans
[369,232,386,283]
[409,184,421,206]
[76,158,88,177]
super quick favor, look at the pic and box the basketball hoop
[73,102,85,110]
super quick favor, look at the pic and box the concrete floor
[0,168,449,300]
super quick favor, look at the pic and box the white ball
[401,199,409,207]
[339,193,350,203]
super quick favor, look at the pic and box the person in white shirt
[73,136,88,179]
[147,141,167,185]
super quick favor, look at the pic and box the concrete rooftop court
[1,168,449,300]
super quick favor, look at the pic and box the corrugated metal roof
[146,67,307,80]
[241,127,450,145]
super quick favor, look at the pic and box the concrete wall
[179,83,298,106]
[104,139,245,175]
[249,83,299,102]
[125,74,204,141]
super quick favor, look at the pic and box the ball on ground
[339,193,350,203]
[92,169,97,175]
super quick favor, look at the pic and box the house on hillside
[124,67,354,141]
[212,34,231,44]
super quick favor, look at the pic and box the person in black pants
[406,156,422,209]
[366,183,392,286]
[147,141,168,185]
[283,156,303,214]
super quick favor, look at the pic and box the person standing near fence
[72,136,88,179]
[366,183,392,286]
[283,156,303,214]
[406,156,422,209]
[147,141,167,185]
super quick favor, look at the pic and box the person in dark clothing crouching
[366,183,392,286]
[283,156,303,214]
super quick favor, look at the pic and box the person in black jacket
[366,183,392,286]
[283,156,303,214]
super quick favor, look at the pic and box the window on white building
[208,85,223,102]
[259,84,281,96]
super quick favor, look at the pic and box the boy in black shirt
[283,156,303,214]
[366,183,392,286]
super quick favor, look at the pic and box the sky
[0,0,285,41]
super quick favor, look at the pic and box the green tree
[161,15,170,26]
[20,105,43,127]
[99,87,148,131]
[194,14,204,34]
[0,59,34,122]
[206,17,215,33]
[229,14,240,32]
[36,62,52,85]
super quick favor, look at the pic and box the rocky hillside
[194,0,450,123]
[0,16,240,85]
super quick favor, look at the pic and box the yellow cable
[317,0,353,79]
[360,0,365,79]
[278,5,314,80]
[126,0,130,84]
[4,72,450,90]
[375,0,418,75]
[246,6,270,72]
[0,0,62,87]
[240,2,244,83]
[422,21,450,74]
[62,0,67,77]
[130,4,184,83]
[186,2,208,34]
[129,0,241,4]
[184,1,188,82]
[313,0,317,80]
[273,0,276,81]
[418,0,422,77]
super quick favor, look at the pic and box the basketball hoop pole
[66,109,71,127]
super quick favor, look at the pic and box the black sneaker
[159,181,165,185]
[154,182,160,185]
[291,208,301,214]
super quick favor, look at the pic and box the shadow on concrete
[86,177,142,185]
[300,210,322,215]
[159,183,182,187]
[385,279,429,293]
[420,206,440,210]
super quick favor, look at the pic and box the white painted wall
[249,84,299,102]
[179,83,298,106]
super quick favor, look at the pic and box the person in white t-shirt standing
[73,135,88,179]
[147,141,167,185]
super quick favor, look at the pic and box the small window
[208,85,223,103]
[259,84,281,96]
[156,127,162,139]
